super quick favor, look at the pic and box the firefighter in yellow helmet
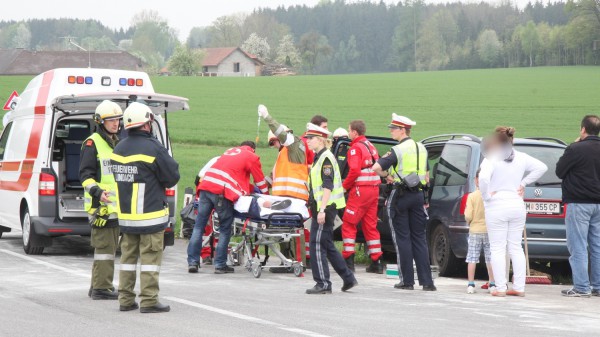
[111,102,180,313]
[79,100,122,300]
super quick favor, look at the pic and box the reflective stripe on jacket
[309,150,346,210]
[343,135,380,190]
[110,130,180,234]
[389,138,427,185]
[272,146,309,200]
[80,132,118,216]
[199,145,268,202]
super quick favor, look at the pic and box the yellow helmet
[94,100,123,124]
[123,102,154,130]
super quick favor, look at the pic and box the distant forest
[1,0,599,75]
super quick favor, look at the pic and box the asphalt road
[0,231,599,337]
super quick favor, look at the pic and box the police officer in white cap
[372,113,436,291]
[305,123,358,294]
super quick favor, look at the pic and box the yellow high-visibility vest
[309,150,346,210]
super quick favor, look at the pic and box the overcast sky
[2,0,547,40]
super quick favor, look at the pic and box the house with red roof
[201,47,264,77]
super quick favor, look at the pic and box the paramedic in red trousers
[342,120,384,274]
[258,104,311,262]
[187,141,269,273]
[372,114,436,291]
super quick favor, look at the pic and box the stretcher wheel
[252,263,262,278]
[293,264,303,277]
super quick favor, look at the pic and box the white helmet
[94,100,123,124]
[267,125,290,145]
[333,127,349,139]
[123,102,154,130]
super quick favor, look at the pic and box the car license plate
[525,202,561,215]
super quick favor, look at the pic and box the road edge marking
[164,296,331,337]
[0,249,90,278]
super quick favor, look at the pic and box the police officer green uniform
[304,123,358,295]
[79,100,123,300]
[373,114,436,291]
[111,102,180,313]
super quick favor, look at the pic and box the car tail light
[459,193,470,215]
[165,226,173,233]
[165,188,175,197]
[39,173,56,196]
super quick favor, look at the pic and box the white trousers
[485,201,527,292]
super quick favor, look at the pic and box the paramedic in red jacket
[341,120,384,274]
[187,141,268,274]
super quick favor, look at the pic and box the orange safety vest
[272,147,309,201]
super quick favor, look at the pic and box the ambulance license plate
[525,202,561,215]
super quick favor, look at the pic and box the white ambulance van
[0,68,188,254]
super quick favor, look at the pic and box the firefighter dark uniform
[111,102,180,313]
[79,100,122,300]
[376,114,435,291]
[305,123,357,294]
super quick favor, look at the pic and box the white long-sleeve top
[479,150,548,202]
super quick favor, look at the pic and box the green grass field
[1,66,599,233]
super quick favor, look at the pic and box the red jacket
[343,135,380,190]
[199,146,269,202]
[301,134,315,165]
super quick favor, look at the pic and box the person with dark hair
[341,120,383,273]
[479,126,547,297]
[310,115,328,130]
[240,140,256,149]
[556,114,600,297]
[187,141,269,274]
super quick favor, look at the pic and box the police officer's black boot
[366,258,384,274]
[345,254,355,272]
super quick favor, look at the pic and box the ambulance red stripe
[0,70,54,191]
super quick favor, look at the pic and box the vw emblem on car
[534,188,543,197]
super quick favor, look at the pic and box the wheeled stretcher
[209,195,309,278]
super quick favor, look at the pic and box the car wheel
[22,207,44,255]
[430,224,459,276]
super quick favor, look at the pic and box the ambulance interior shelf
[52,119,91,219]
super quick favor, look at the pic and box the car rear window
[514,145,564,186]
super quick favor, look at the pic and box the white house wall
[216,50,257,77]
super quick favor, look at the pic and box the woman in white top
[479,127,548,297]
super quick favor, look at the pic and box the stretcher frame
[209,212,305,278]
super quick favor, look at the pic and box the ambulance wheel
[293,264,303,277]
[22,207,44,255]
[252,263,261,278]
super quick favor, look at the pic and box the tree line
[1,1,599,75]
